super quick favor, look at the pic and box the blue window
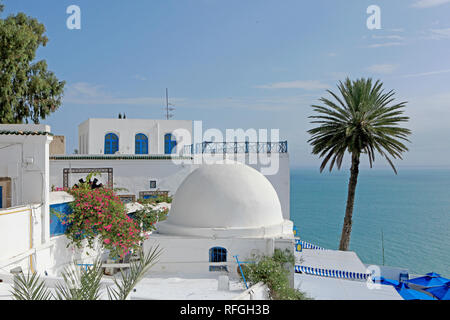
[104,133,119,154]
[135,133,149,154]
[164,133,177,154]
[0,186,3,209]
[50,202,72,237]
[209,247,227,272]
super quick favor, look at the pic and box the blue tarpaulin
[425,282,450,300]
[406,272,449,288]
[396,283,436,300]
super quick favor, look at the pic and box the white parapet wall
[0,203,107,277]
[0,205,38,273]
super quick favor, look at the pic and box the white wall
[0,206,35,272]
[78,119,193,155]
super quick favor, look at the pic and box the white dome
[157,162,292,238]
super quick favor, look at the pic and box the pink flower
[104,239,111,244]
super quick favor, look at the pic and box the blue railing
[183,141,288,155]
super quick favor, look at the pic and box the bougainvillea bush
[63,185,146,259]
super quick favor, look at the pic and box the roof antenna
[164,88,175,120]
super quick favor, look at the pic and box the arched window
[164,133,177,154]
[209,247,227,272]
[135,133,149,154]
[104,133,119,154]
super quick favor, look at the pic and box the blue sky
[2,0,450,169]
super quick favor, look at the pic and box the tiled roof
[0,130,53,136]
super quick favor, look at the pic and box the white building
[78,118,193,155]
[144,162,295,278]
[0,124,106,277]
[0,125,53,255]
[50,117,291,219]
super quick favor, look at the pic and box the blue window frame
[164,133,177,154]
[135,133,149,154]
[104,133,119,154]
[209,247,228,272]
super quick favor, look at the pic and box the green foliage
[107,245,162,300]
[11,272,53,300]
[138,194,173,205]
[241,249,310,300]
[0,4,65,124]
[10,247,162,300]
[308,78,411,174]
[133,203,169,231]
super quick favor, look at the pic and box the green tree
[308,78,411,251]
[0,3,65,124]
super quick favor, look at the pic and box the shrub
[137,194,173,205]
[131,205,169,232]
[241,249,310,300]
[63,183,146,259]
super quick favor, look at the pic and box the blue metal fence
[183,141,288,155]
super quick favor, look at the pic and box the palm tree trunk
[339,153,360,251]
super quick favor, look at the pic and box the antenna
[164,88,175,120]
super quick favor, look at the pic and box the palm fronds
[107,245,162,300]
[54,258,104,300]
[10,272,53,300]
[308,77,411,173]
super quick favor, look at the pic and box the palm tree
[307,78,411,251]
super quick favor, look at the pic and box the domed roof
[157,162,291,238]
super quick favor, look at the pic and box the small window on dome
[209,247,227,272]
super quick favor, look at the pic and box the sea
[290,167,450,278]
